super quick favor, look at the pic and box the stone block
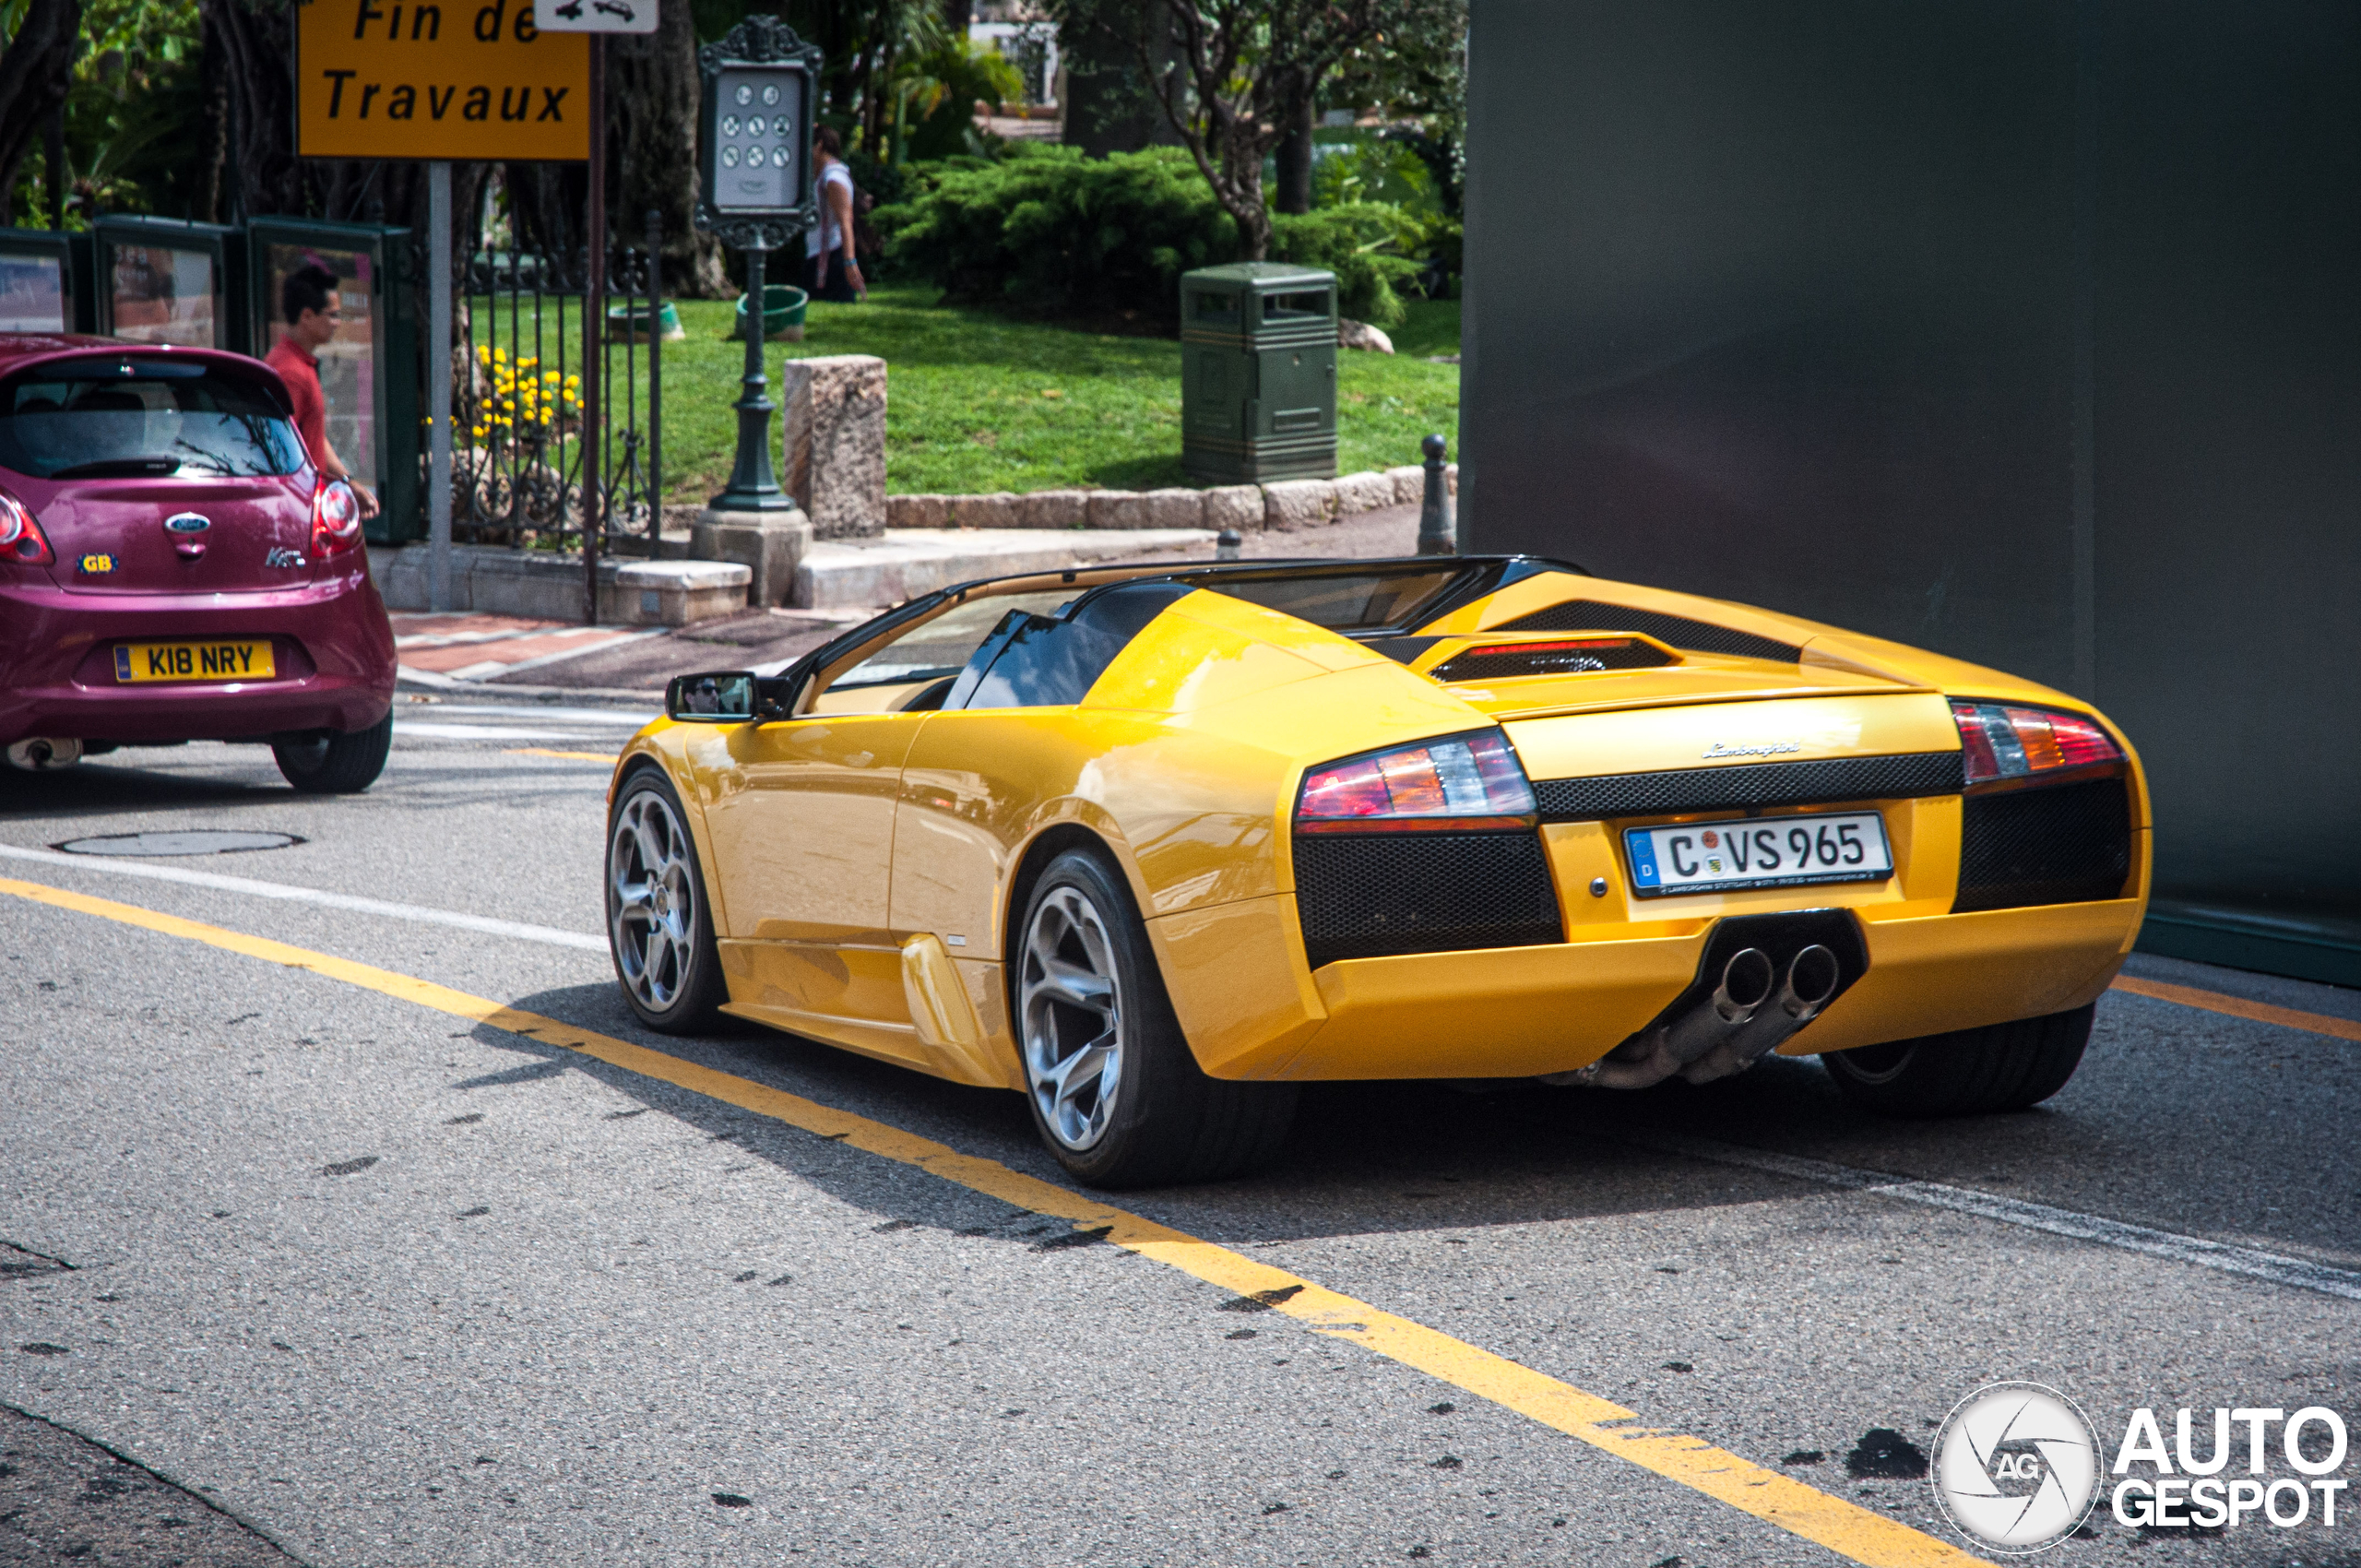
[1020,489,1091,529]
[1262,478,1337,530]
[778,354,887,539]
[693,506,813,608]
[1086,491,1149,529]
[1384,466,1426,505]
[1334,471,1394,516]
[1141,489,1206,529]
[888,493,951,529]
[1203,485,1264,533]
[601,559,753,627]
[949,492,1022,529]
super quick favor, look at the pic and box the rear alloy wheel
[272,713,392,794]
[1016,849,1296,1187]
[1822,1003,2094,1116]
[607,769,727,1032]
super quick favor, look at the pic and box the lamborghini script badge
[1703,741,1803,759]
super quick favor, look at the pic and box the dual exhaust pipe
[1547,944,1843,1090]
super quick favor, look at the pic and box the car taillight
[1296,731,1538,834]
[1952,700,2124,786]
[311,476,362,558]
[0,489,53,565]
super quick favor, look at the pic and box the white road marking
[0,842,606,953]
[407,703,657,726]
[394,721,619,742]
[1636,1131,2361,1302]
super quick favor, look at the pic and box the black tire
[1015,849,1297,1188]
[606,766,729,1033]
[272,713,393,793]
[1821,1003,2094,1116]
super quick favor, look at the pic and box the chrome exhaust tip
[1712,947,1775,1024]
[5,737,82,772]
[1781,944,1842,1022]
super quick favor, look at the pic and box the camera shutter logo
[1933,1383,2101,1551]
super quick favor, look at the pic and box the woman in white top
[804,125,864,303]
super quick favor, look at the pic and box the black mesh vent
[1498,600,1803,663]
[1954,777,2133,912]
[1430,636,1676,683]
[1535,752,1964,822]
[1293,832,1563,968]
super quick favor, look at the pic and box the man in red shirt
[263,264,378,517]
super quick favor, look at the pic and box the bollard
[1216,528,1242,561]
[1417,434,1455,555]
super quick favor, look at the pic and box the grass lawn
[630,285,1459,505]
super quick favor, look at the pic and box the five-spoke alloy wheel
[607,769,725,1031]
[1020,883,1127,1152]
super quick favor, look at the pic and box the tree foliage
[0,0,85,223]
[1047,0,1458,260]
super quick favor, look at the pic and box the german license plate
[1624,811,1892,897]
[113,640,276,683]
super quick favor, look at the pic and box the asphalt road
[2,717,2355,1567]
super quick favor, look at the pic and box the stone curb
[883,465,1456,534]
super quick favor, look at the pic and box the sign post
[427,162,454,610]
[694,18,820,513]
[534,0,652,623]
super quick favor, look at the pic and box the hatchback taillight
[1296,731,1538,834]
[1952,701,2124,786]
[311,476,362,558]
[0,489,53,565]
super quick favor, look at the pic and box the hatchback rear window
[0,359,306,479]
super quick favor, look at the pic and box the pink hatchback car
[0,335,397,791]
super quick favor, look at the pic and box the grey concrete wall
[1462,0,2361,982]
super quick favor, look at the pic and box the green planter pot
[607,301,684,342]
[732,284,810,342]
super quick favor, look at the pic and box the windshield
[0,362,306,480]
[829,589,1079,691]
[1209,568,1466,635]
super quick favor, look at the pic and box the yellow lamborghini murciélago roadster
[604,556,2149,1186]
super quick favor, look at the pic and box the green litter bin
[1180,262,1337,483]
[608,300,684,342]
[732,283,809,342]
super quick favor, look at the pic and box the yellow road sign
[298,0,589,161]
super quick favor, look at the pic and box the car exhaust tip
[1714,947,1774,1023]
[6,737,82,772]
[1783,944,1842,1020]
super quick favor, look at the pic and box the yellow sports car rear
[606,556,2148,1186]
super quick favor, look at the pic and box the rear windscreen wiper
[48,457,182,478]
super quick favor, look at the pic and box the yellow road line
[0,872,1987,1568]
[2110,976,2361,1043]
[505,748,620,763]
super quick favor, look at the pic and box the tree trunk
[0,0,84,225]
[610,0,730,298]
[201,0,305,219]
[1274,94,1313,215]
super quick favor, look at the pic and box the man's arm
[316,436,379,517]
[829,177,864,298]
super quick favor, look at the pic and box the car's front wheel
[272,713,392,793]
[1016,849,1296,1188]
[607,767,728,1033]
[1821,1003,2094,1116]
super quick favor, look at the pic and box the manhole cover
[53,830,305,857]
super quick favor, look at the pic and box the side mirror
[665,671,757,722]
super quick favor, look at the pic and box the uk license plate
[1624,811,1892,897]
[113,640,277,684]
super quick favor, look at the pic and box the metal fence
[450,212,664,554]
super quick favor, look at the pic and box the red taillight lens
[1296,731,1538,834]
[1951,700,2124,785]
[311,477,362,557]
[0,489,53,565]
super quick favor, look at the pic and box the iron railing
[447,210,665,554]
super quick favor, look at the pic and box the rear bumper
[1155,893,2145,1081]
[0,564,396,746]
